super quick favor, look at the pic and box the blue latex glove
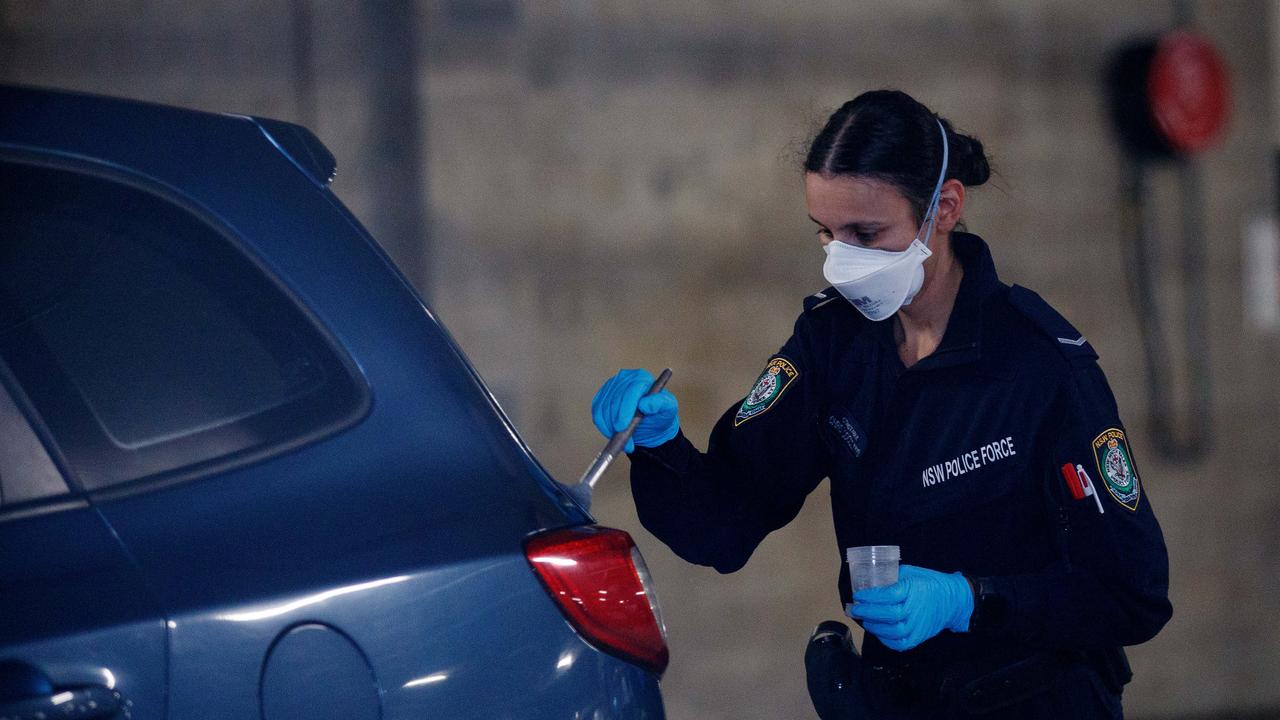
[845,564,974,652]
[590,368,680,453]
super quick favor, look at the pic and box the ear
[933,179,966,234]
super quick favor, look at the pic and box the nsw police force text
[921,437,1016,488]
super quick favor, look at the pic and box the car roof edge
[248,116,338,188]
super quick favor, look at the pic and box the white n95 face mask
[823,241,931,321]
[822,119,950,322]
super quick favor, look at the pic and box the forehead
[803,173,913,226]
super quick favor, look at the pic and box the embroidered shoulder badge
[1092,428,1140,511]
[734,356,799,427]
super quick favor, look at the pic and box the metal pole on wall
[290,0,317,129]
[362,0,431,297]
[0,2,12,79]
[1105,4,1230,461]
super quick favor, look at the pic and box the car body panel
[0,503,167,718]
[160,556,662,719]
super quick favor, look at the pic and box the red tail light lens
[525,525,669,674]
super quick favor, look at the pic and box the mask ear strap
[919,118,950,249]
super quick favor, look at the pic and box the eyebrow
[808,215,885,232]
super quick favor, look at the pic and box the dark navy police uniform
[629,232,1171,718]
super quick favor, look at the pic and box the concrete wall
[4,1,1278,717]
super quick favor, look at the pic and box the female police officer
[590,90,1171,718]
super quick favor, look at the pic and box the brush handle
[578,368,673,491]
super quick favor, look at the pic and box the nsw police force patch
[1093,427,1140,511]
[735,356,798,427]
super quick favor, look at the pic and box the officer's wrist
[951,571,975,633]
[629,428,693,474]
[636,419,680,449]
[965,575,1008,633]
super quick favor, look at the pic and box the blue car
[0,84,668,719]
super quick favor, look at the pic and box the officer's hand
[590,368,680,453]
[845,564,974,652]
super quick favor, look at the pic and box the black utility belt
[867,651,1078,715]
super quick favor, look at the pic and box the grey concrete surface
[3,1,1279,718]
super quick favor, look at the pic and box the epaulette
[1007,284,1099,362]
[803,287,842,314]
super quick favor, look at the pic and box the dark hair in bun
[804,89,990,222]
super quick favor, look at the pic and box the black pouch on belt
[805,621,868,720]
[1083,646,1132,694]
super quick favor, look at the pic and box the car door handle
[0,660,122,719]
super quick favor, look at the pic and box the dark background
[3,1,1278,717]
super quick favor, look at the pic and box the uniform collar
[878,231,1001,372]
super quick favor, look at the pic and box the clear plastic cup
[846,545,900,593]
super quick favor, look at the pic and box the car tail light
[525,525,669,674]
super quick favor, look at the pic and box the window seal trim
[0,357,86,522]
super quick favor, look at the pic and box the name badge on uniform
[825,404,867,458]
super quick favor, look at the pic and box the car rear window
[0,158,367,490]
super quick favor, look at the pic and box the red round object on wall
[1146,30,1230,154]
